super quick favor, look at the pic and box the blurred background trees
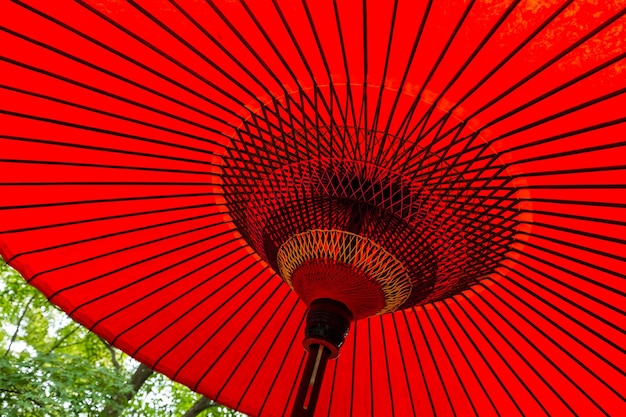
[0,259,241,417]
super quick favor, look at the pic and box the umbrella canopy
[1,0,625,416]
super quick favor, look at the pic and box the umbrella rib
[444,0,575,121]
[349,322,357,417]
[464,7,626,124]
[0,83,222,146]
[519,162,626,176]
[379,315,397,417]
[300,0,350,140]
[524,207,626,227]
[235,1,328,138]
[394,140,510,259]
[282,352,308,417]
[270,0,339,137]
[405,165,516,268]
[72,0,246,119]
[139,260,266,363]
[489,82,626,143]
[411,309,458,416]
[473,288,614,415]
[503,134,626,167]
[503,270,626,358]
[194,0,323,138]
[44,223,236,290]
[56,229,240,308]
[0,109,218,157]
[192,281,287,391]
[503,258,626,340]
[0,23,242,133]
[394,0,522,149]
[513,242,624,314]
[523,197,626,208]
[232,0,325,133]
[367,319,376,415]
[401,311,436,416]
[423,307,480,417]
[120,254,261,352]
[411,33,625,161]
[397,109,461,177]
[1,2,624,416]
[0,56,228,140]
[168,0,288,106]
[331,0,359,141]
[326,349,340,417]
[0,191,222,211]
[511,244,626,299]
[257,313,306,416]
[389,316,418,417]
[361,0,368,135]
[126,0,268,110]
[235,301,303,410]
[38,226,233,296]
[0,182,218,186]
[408,113,623,197]
[401,84,626,175]
[383,0,476,148]
[402,0,575,142]
[0,157,220,176]
[489,279,626,380]
[215,294,298,402]
[8,210,229,263]
[235,114,333,164]
[466,183,626,191]
[460,293,577,416]
[436,302,512,417]
[10,0,250,121]
[171,268,278,376]
[169,8,315,154]
[386,0,433,142]
[402,119,624,261]
[525,223,626,257]
[450,297,549,416]
[94,240,247,340]
[368,0,400,138]
[0,201,223,236]
[407,124,480,221]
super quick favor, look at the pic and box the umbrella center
[223,154,458,317]
[222,122,523,321]
[277,229,412,320]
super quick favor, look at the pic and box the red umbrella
[1,0,625,416]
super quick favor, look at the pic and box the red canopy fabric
[1,1,625,416]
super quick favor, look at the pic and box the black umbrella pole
[291,299,352,417]
[291,343,331,417]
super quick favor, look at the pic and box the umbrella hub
[277,229,412,320]
[223,156,457,313]
[303,298,353,359]
[292,299,352,417]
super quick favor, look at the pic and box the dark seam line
[472,288,611,416]
[450,297,548,416]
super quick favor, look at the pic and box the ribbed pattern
[0,1,624,416]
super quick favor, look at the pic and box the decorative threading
[277,229,412,315]
[223,123,523,313]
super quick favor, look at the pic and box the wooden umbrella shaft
[291,299,352,417]
[291,344,331,417]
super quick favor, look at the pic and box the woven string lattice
[277,229,412,316]
[223,122,523,312]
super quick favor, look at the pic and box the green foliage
[123,374,238,417]
[0,260,243,417]
[0,352,131,416]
